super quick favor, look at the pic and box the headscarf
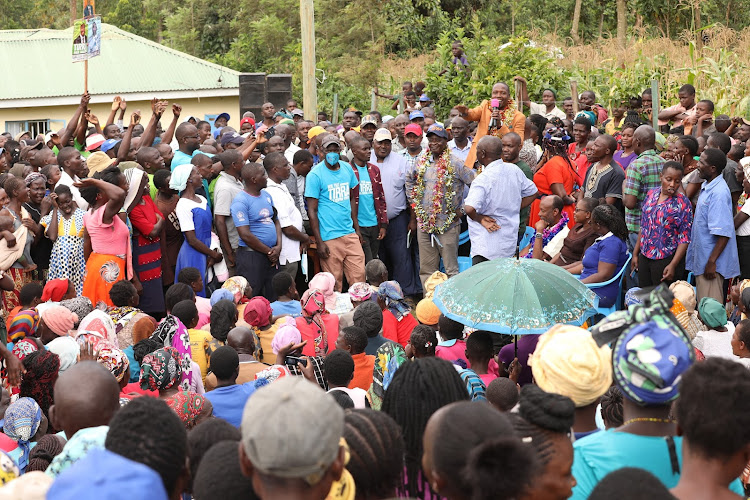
[44,426,108,478]
[309,272,337,311]
[123,167,145,212]
[108,306,139,331]
[46,337,79,373]
[3,397,42,470]
[0,450,19,485]
[157,315,194,391]
[139,346,182,392]
[210,288,234,306]
[97,347,130,383]
[165,390,205,429]
[8,309,39,343]
[41,279,69,302]
[222,276,249,304]
[377,281,410,320]
[24,172,47,188]
[40,306,77,337]
[243,296,273,327]
[670,299,701,341]
[624,287,644,307]
[455,366,487,402]
[19,350,59,421]
[574,110,596,126]
[300,289,328,356]
[60,297,93,327]
[77,310,116,345]
[169,163,192,192]
[697,297,727,329]
[613,319,694,406]
[348,282,372,302]
[423,271,448,300]
[253,364,290,389]
[528,324,612,407]
[368,341,407,411]
[271,317,302,354]
[415,298,441,325]
[132,316,158,344]
[670,281,697,313]
[12,338,38,360]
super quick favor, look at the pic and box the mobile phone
[285,355,307,367]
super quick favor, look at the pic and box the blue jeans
[626,232,639,289]
[379,210,422,296]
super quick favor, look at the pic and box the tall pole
[70,0,76,25]
[300,0,317,121]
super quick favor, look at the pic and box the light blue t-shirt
[203,382,256,428]
[304,161,358,242]
[230,190,277,248]
[171,149,201,170]
[355,164,377,228]
[271,300,302,317]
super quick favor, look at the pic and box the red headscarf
[41,279,70,303]
[243,297,273,327]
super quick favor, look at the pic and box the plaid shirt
[405,152,476,234]
[351,161,388,226]
[623,149,665,233]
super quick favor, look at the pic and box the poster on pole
[83,0,95,18]
[72,16,101,62]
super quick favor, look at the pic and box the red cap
[404,123,423,136]
[240,117,256,128]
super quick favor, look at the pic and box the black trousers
[236,246,280,301]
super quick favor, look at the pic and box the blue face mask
[325,152,340,166]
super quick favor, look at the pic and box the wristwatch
[534,233,543,239]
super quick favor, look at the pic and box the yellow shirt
[188,328,213,383]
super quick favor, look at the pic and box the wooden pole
[299,0,317,121]
[70,0,76,25]
[84,59,88,92]
[570,80,579,115]
[332,93,339,124]
[651,79,660,130]
[370,89,377,114]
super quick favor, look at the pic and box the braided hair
[591,203,628,241]
[19,350,60,426]
[26,434,65,472]
[409,325,437,357]
[382,357,470,499]
[600,386,624,428]
[344,409,405,499]
[510,385,575,466]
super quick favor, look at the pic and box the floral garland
[490,99,517,137]
[524,211,570,259]
[410,148,455,234]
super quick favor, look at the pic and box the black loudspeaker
[239,73,267,119]
[266,74,293,111]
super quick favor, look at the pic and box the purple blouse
[639,188,692,260]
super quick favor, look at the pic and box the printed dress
[41,209,86,295]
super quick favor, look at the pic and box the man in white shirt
[56,146,89,210]
[277,124,301,165]
[264,152,309,278]
[515,76,566,121]
[447,117,472,165]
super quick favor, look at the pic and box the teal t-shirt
[304,161,358,242]
[571,431,745,499]
[355,164,377,228]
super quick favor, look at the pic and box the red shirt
[296,314,340,356]
[382,310,418,347]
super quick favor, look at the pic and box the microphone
[488,98,500,132]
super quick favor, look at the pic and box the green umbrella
[433,257,599,334]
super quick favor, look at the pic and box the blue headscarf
[377,281,410,320]
[169,163,193,192]
[3,397,42,470]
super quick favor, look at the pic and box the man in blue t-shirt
[203,346,256,428]
[171,123,202,170]
[350,136,388,263]
[305,135,366,291]
[231,162,282,300]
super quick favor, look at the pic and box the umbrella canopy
[433,258,599,334]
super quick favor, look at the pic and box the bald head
[633,125,656,154]
[241,162,265,183]
[476,135,504,166]
[51,361,120,438]
[227,327,256,355]
[175,123,197,142]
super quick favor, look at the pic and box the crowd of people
[0,64,748,499]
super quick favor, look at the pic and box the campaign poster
[72,16,101,62]
[83,0,95,18]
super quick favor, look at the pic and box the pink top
[435,339,470,368]
[195,297,211,329]
[479,373,497,386]
[84,205,132,279]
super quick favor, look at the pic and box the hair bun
[518,384,575,433]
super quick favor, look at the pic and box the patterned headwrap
[46,336,80,374]
[542,126,572,156]
[45,426,108,478]
[24,172,47,187]
[300,289,327,356]
[368,342,407,411]
[60,297,93,328]
[77,310,116,345]
[348,282,372,302]
[0,450,19,484]
[165,315,194,391]
[165,390,205,429]
[243,296,273,327]
[624,287,644,307]
[139,346,182,392]
[3,397,42,470]
[97,347,130,383]
[253,364,290,389]
[309,272,337,311]
[377,281,410,320]
[8,309,40,343]
[222,276,249,304]
[11,338,38,360]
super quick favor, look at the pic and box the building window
[4,120,52,139]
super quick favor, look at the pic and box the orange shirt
[349,352,375,391]
[464,100,526,168]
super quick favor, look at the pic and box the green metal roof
[0,24,240,102]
